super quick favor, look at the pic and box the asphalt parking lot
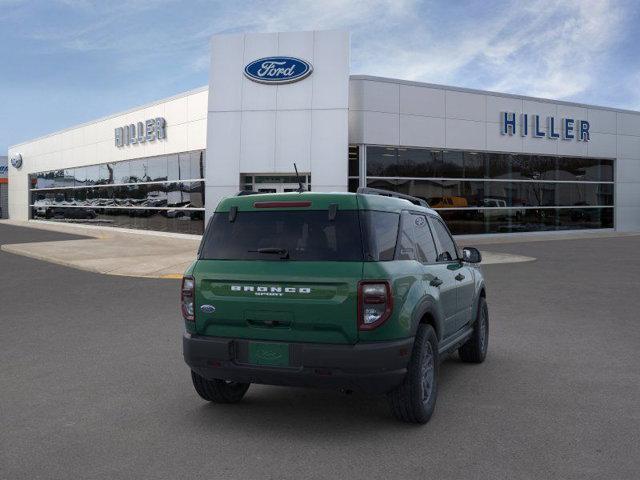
[1,224,639,479]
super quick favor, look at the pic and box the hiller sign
[115,117,166,147]
[501,112,590,141]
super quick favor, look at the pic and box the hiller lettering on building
[115,117,166,147]
[500,112,590,141]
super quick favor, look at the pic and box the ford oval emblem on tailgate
[244,56,313,84]
[200,304,216,314]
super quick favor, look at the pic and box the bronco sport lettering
[230,285,311,295]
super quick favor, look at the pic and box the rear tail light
[181,276,195,322]
[358,281,393,330]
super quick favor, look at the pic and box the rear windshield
[200,210,364,261]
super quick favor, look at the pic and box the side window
[429,217,458,262]
[412,214,438,263]
[396,212,416,260]
[364,211,400,261]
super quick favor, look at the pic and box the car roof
[216,191,439,215]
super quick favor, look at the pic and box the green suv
[182,188,488,423]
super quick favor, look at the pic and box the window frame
[412,213,439,264]
[428,214,460,263]
[394,210,417,261]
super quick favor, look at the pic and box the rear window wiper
[248,247,290,260]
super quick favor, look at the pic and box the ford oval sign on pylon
[244,57,313,84]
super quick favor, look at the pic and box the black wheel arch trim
[411,296,444,340]
[472,281,487,324]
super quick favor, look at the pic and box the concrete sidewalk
[0,219,535,278]
[0,220,200,278]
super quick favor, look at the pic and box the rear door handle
[455,273,465,281]
[430,277,443,287]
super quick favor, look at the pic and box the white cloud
[349,0,626,102]
[485,0,624,99]
[8,0,632,104]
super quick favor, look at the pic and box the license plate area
[248,342,290,367]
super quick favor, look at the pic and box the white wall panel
[311,30,350,110]
[486,95,522,124]
[617,112,640,136]
[587,109,617,134]
[275,110,312,172]
[523,100,557,118]
[556,105,587,122]
[364,111,399,146]
[446,91,485,121]
[348,80,365,111]
[144,134,165,158]
[360,81,399,114]
[557,137,588,156]
[399,114,445,148]
[187,90,208,121]
[616,158,640,182]
[164,123,188,154]
[240,110,276,172]
[618,135,640,159]
[486,124,523,153]
[276,31,314,111]
[206,111,241,188]
[61,148,73,165]
[83,124,99,146]
[71,127,84,147]
[310,109,348,191]
[587,133,617,158]
[616,206,640,231]
[400,85,445,117]
[209,34,244,112]
[60,130,74,151]
[187,119,207,151]
[142,105,165,125]
[616,182,640,207]
[96,140,111,165]
[522,135,558,155]
[165,97,188,125]
[348,110,365,144]
[446,118,485,150]
[241,33,278,111]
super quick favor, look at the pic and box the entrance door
[242,174,310,193]
[255,183,303,193]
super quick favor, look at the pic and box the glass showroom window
[360,146,615,235]
[29,150,206,235]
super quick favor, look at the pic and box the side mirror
[462,247,482,264]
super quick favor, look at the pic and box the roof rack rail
[357,187,430,208]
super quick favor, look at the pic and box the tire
[190,370,250,403]
[459,296,489,363]
[388,324,438,424]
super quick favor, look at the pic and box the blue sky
[2,0,639,153]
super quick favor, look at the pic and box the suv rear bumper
[183,333,413,394]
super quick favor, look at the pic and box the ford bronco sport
[182,188,488,423]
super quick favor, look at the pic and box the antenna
[293,163,305,192]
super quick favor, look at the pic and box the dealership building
[7,30,640,236]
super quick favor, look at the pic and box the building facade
[7,30,640,235]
